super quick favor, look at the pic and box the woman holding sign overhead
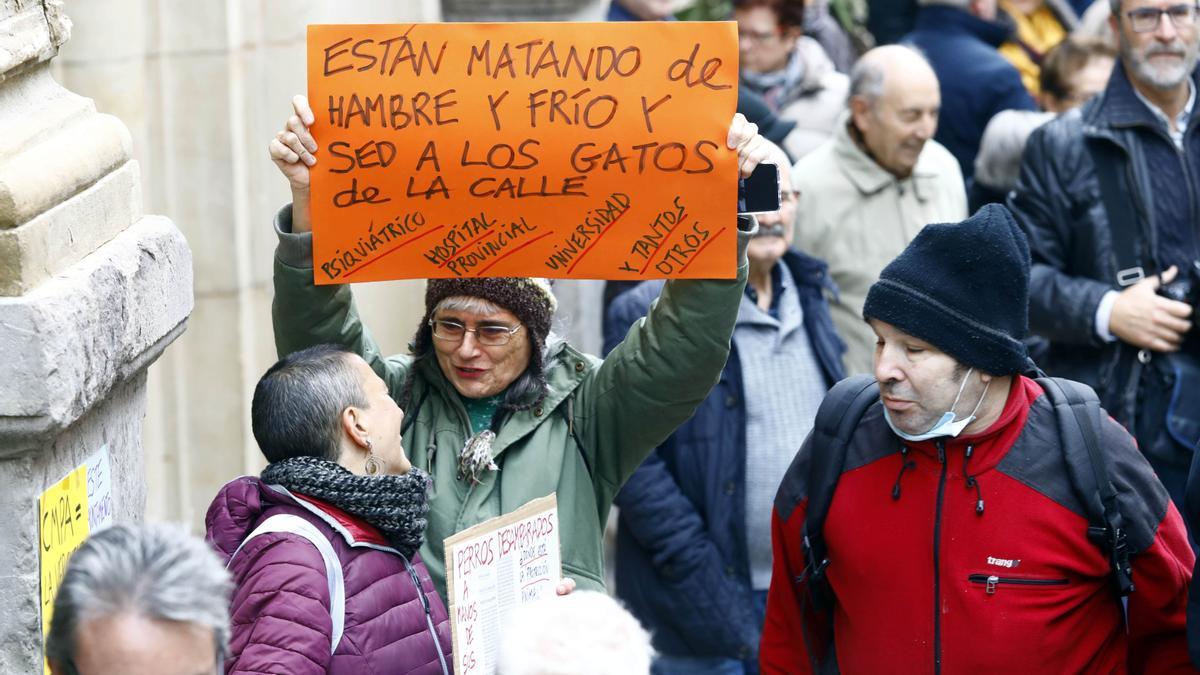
[267,93,769,600]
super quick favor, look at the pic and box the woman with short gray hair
[45,522,232,675]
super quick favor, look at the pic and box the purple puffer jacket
[206,477,452,674]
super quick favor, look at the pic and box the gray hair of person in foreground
[974,110,1056,192]
[44,522,234,668]
[496,591,655,675]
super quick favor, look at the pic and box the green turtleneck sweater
[460,393,502,435]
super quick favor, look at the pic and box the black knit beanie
[862,203,1031,375]
[411,277,557,382]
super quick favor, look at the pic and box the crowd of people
[42,0,1200,673]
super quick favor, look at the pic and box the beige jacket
[792,118,967,375]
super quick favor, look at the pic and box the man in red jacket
[761,204,1195,674]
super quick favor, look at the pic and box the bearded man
[1009,0,1200,512]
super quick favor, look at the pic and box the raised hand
[726,113,770,178]
[269,95,318,192]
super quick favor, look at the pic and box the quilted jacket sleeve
[225,533,334,675]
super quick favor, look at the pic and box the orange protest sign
[306,22,738,284]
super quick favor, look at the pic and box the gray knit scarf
[741,45,808,109]
[261,456,431,560]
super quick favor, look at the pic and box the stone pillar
[0,1,192,671]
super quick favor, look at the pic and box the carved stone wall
[0,0,192,669]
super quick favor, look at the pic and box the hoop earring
[364,439,383,476]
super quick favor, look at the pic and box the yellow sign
[38,463,90,674]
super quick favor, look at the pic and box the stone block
[0,66,94,161]
[141,348,186,524]
[0,0,69,85]
[0,215,193,455]
[0,160,142,296]
[0,111,133,229]
[0,450,37,674]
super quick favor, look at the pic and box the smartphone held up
[737,163,781,215]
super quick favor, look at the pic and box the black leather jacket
[1009,62,1200,422]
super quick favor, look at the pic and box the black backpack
[794,374,1135,667]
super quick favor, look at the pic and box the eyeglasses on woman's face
[429,318,523,346]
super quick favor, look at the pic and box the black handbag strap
[1086,138,1149,286]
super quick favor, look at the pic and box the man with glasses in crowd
[604,142,844,674]
[1009,0,1200,516]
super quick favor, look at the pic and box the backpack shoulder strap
[1037,377,1135,598]
[801,374,880,609]
[229,513,347,653]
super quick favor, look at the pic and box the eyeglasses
[429,318,523,346]
[1125,4,1199,33]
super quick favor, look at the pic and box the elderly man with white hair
[792,45,967,375]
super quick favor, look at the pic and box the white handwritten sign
[85,448,113,531]
[443,494,561,675]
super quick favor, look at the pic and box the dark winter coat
[904,5,1038,182]
[603,250,845,663]
[206,477,452,675]
[1008,63,1200,441]
[762,377,1194,673]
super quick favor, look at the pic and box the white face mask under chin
[883,368,991,442]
